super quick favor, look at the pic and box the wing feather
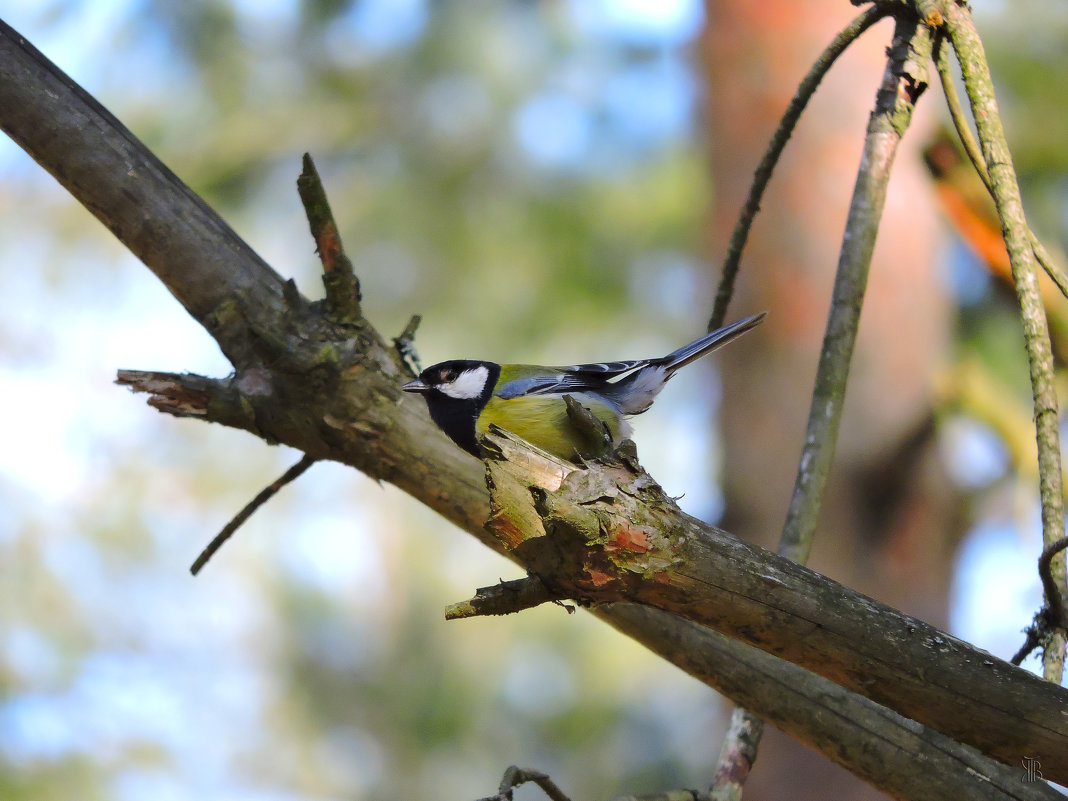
[495,360,652,400]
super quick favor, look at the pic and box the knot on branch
[871,10,934,135]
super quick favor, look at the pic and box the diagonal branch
[933,32,1068,302]
[0,19,288,369]
[190,454,318,575]
[481,435,1068,782]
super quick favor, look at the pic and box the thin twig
[1011,623,1044,667]
[708,4,889,330]
[782,2,932,606]
[943,0,1067,685]
[474,767,572,801]
[1030,236,1068,302]
[1012,534,1068,665]
[934,35,991,192]
[297,153,362,323]
[1011,601,1066,668]
[934,36,1068,300]
[190,454,318,575]
[708,7,909,791]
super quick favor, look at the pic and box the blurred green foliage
[0,2,721,800]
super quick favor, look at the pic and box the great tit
[402,312,765,461]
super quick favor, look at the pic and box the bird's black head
[401,360,501,455]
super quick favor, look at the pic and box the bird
[402,312,766,462]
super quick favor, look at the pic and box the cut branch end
[297,153,362,323]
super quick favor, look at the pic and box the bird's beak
[402,378,429,393]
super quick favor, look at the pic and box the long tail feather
[662,312,767,373]
[606,312,767,416]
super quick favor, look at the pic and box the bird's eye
[440,368,456,383]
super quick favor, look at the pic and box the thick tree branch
[2,16,1063,800]
[482,436,1068,781]
[0,20,288,368]
[606,604,1059,801]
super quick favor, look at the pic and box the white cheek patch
[439,365,490,399]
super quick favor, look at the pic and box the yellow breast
[476,392,626,461]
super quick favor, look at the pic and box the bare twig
[781,7,932,562]
[934,35,1068,300]
[115,370,212,417]
[942,0,1067,685]
[1030,237,1068,303]
[481,765,711,800]
[934,34,991,191]
[1011,623,1044,668]
[709,706,763,801]
[708,4,889,330]
[297,153,362,323]
[475,766,572,801]
[190,454,318,575]
[1012,534,1068,665]
[710,12,934,789]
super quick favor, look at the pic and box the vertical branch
[777,12,932,564]
[710,8,929,797]
[709,706,763,801]
[707,5,889,331]
[942,2,1067,684]
[933,35,1068,300]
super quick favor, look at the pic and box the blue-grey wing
[495,375,566,399]
[495,359,653,400]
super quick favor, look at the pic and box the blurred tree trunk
[703,2,959,798]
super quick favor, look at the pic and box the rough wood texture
[2,14,1065,800]
[482,436,1068,780]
